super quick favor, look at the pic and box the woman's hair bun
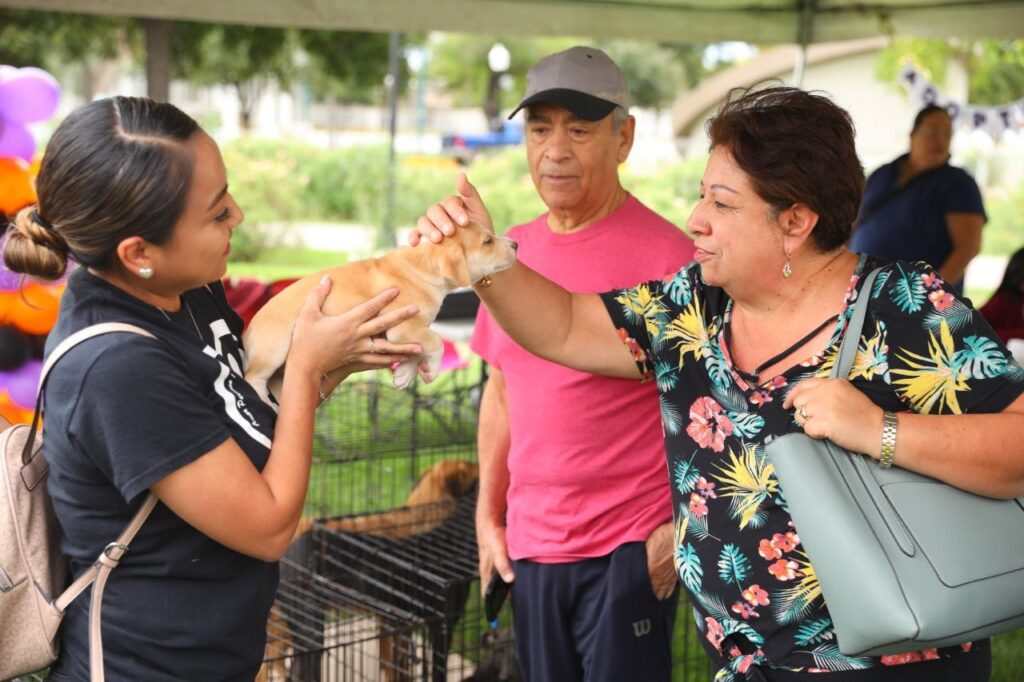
[3,205,70,281]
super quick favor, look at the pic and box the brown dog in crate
[242,220,516,405]
[257,458,479,681]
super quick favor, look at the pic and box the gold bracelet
[879,411,898,469]
[476,276,493,288]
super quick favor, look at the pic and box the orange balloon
[0,391,34,425]
[8,283,61,335]
[0,157,37,217]
[29,155,43,178]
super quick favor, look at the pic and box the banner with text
[899,64,1023,140]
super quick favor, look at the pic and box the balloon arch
[0,65,62,424]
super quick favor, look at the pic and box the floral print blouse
[599,254,1023,679]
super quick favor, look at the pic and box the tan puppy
[243,221,516,404]
[292,458,480,540]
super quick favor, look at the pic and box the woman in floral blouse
[414,86,1024,681]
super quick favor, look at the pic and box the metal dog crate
[264,364,713,681]
[265,557,430,681]
[306,366,482,518]
[274,494,484,682]
[264,363,511,681]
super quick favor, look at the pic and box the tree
[875,38,1024,106]
[429,34,575,126]
[296,29,395,104]
[875,37,955,91]
[599,40,689,110]
[0,9,137,101]
[171,22,295,130]
[967,40,1024,106]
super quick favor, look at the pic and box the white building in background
[670,36,1022,293]
[670,36,1023,184]
[671,37,962,172]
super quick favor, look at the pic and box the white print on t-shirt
[203,346,271,449]
[207,319,244,376]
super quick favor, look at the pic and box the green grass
[226,246,349,282]
[303,369,482,517]
[992,629,1024,681]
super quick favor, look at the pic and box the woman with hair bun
[4,96,420,680]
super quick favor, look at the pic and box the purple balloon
[3,357,41,407]
[0,264,22,292]
[0,118,36,161]
[0,67,60,124]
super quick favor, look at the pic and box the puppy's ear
[441,239,472,287]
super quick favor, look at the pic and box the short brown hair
[4,97,199,280]
[706,85,864,252]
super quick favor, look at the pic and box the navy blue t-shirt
[45,268,279,681]
[850,154,986,294]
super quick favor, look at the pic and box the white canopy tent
[2,0,1023,44]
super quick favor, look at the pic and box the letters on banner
[899,64,1023,140]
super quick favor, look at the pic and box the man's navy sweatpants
[510,541,679,682]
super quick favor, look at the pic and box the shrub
[462,147,545,233]
[983,185,1024,257]
[221,137,308,224]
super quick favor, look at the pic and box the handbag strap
[33,322,160,682]
[830,267,883,380]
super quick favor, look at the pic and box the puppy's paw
[418,351,443,384]
[392,360,418,389]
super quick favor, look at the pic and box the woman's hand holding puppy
[288,277,421,393]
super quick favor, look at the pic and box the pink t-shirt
[471,195,696,562]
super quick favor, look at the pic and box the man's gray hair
[610,106,629,132]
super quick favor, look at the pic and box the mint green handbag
[766,267,1024,656]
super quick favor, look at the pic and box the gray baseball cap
[508,46,630,121]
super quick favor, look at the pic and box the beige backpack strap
[23,323,156,461]
[40,323,159,682]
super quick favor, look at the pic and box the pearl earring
[138,267,154,279]
[782,255,792,279]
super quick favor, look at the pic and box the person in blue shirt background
[850,104,986,295]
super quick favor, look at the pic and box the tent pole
[793,0,816,87]
[381,30,403,249]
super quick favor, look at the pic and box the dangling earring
[782,254,792,279]
[138,267,154,279]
